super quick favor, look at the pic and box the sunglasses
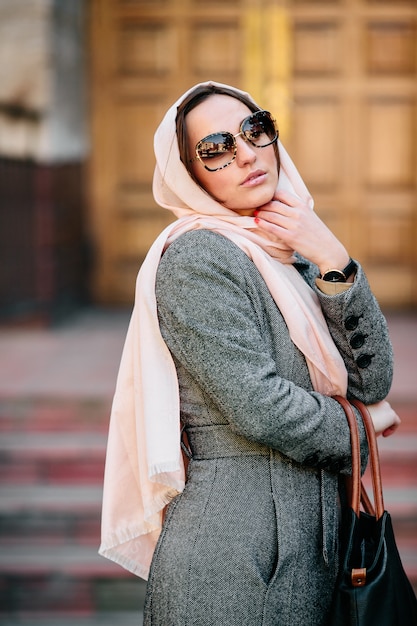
[191,110,278,172]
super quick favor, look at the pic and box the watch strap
[321,258,356,283]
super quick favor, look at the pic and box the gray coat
[144,230,393,626]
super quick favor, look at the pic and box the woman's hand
[255,189,349,274]
[366,401,401,437]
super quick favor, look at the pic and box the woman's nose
[235,135,256,166]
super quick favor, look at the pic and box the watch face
[322,269,346,282]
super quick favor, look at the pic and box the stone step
[0,397,111,434]
[1,424,416,485]
[0,487,415,588]
[0,432,106,484]
[362,434,417,498]
[0,569,146,616]
[0,540,414,612]
[0,478,414,518]
[0,544,128,577]
[1,524,414,578]
[372,433,417,485]
[0,613,143,626]
[1,396,414,434]
[0,546,146,616]
[377,432,417,458]
[0,485,102,545]
[0,484,102,514]
[0,547,146,616]
[0,511,100,547]
[0,395,415,618]
[390,404,417,433]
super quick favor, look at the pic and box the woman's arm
[156,230,370,473]
[314,262,394,404]
[256,189,395,407]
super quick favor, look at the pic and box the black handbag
[329,396,417,626]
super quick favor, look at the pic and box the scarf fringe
[98,547,150,580]
[99,486,182,579]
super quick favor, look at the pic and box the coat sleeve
[313,262,393,404]
[155,231,377,473]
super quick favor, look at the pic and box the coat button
[350,333,366,349]
[344,315,361,331]
[356,354,374,369]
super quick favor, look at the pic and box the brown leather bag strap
[333,396,385,520]
[350,399,385,519]
[333,395,362,516]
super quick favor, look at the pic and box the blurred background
[0,0,416,624]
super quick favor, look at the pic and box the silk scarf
[99,81,348,579]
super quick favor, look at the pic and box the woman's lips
[241,170,267,187]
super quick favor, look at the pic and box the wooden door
[89,0,417,307]
[89,0,256,304]
[289,0,417,307]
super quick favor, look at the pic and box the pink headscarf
[99,82,347,579]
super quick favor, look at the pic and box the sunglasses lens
[243,111,277,146]
[193,111,278,172]
[196,132,236,171]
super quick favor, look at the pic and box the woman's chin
[225,189,276,216]
[230,208,257,217]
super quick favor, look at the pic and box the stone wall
[0,0,89,324]
[0,0,88,162]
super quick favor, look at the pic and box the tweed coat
[143,229,393,626]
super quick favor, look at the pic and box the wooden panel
[118,22,175,76]
[292,98,342,189]
[192,0,240,4]
[190,20,240,76]
[114,213,171,258]
[115,101,164,185]
[366,0,415,4]
[363,98,416,188]
[366,210,414,264]
[293,0,340,4]
[365,266,414,309]
[294,21,342,76]
[365,21,417,75]
[118,0,169,5]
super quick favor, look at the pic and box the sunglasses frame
[191,110,278,172]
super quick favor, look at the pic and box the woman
[100,82,400,626]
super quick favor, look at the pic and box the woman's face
[186,94,279,216]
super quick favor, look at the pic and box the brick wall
[0,158,89,325]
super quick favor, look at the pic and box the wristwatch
[321,258,356,283]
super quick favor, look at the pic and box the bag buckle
[351,568,367,587]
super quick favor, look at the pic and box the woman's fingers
[255,199,349,272]
[367,401,401,437]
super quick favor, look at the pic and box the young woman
[100,82,400,626]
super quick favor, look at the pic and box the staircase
[0,396,146,625]
[1,398,416,625]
